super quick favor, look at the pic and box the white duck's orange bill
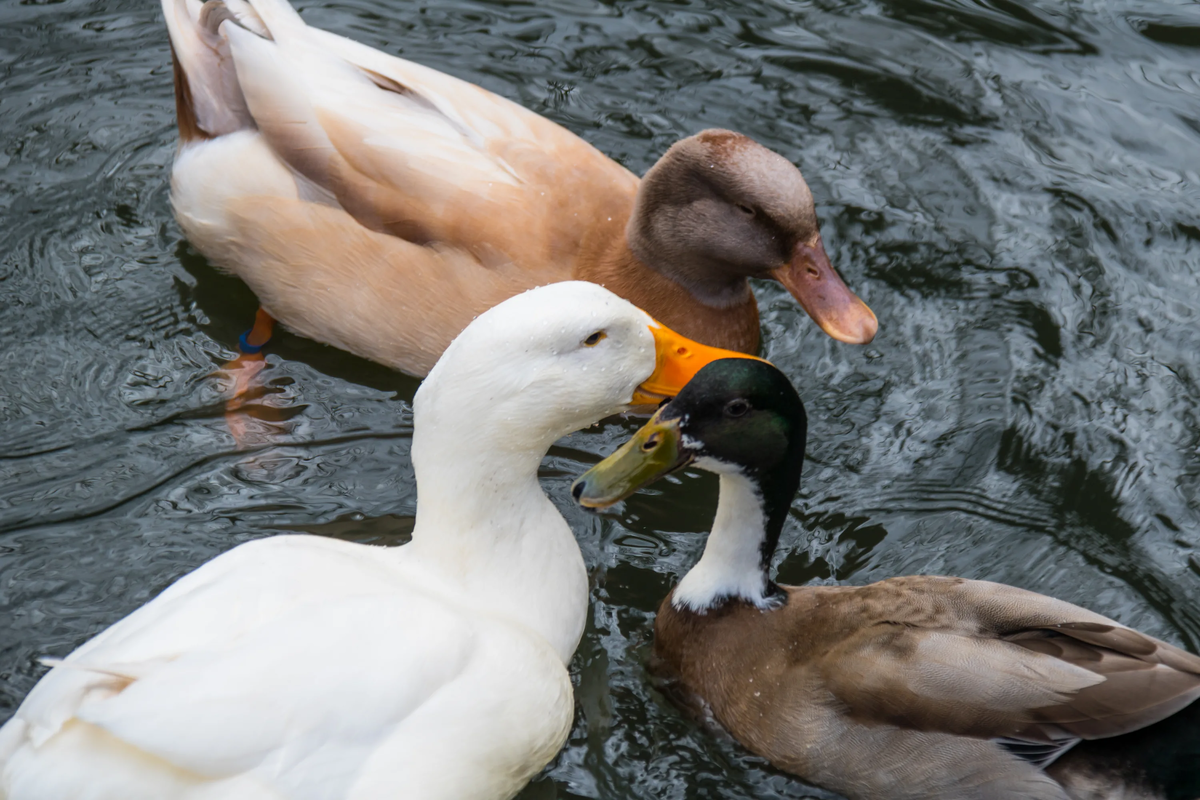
[631,321,767,406]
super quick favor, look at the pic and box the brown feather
[575,229,762,354]
[170,44,208,144]
[653,576,1200,800]
[165,0,851,378]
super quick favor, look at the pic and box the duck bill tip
[772,238,878,345]
[572,415,690,508]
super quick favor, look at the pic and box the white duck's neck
[674,470,776,613]
[405,417,588,665]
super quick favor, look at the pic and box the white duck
[0,282,753,799]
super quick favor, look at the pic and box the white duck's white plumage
[0,282,702,800]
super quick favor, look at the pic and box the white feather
[673,464,774,612]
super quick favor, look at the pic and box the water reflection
[1,0,1198,796]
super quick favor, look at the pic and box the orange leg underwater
[220,308,276,448]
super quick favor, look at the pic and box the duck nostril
[642,433,661,452]
[570,482,584,501]
[807,266,820,279]
[676,346,689,356]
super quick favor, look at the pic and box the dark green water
[2,0,1199,796]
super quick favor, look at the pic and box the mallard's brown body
[654,576,1200,800]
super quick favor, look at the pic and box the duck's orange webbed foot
[221,308,276,448]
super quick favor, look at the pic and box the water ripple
[1,0,1199,796]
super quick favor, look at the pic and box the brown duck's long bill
[630,321,765,406]
[572,409,692,508]
[771,237,878,345]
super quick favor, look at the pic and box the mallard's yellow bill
[572,409,691,508]
[632,322,765,406]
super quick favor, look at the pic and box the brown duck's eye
[725,399,750,417]
[736,204,755,216]
[583,331,606,347]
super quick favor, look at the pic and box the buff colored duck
[0,283,756,800]
[162,0,877,378]
[573,359,1200,800]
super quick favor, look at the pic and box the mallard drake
[162,0,877,377]
[572,359,1200,800]
[0,282,757,799]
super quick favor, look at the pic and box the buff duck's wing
[193,0,636,270]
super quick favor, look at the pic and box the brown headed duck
[572,358,1200,800]
[163,0,877,377]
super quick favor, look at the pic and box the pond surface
[2,0,1200,796]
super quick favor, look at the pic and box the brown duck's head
[627,129,877,345]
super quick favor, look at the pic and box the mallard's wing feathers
[996,737,1079,770]
[1003,622,1200,740]
[820,627,1102,740]
[820,578,1200,748]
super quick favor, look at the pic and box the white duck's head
[409,282,762,660]
[414,281,763,459]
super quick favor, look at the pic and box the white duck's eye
[724,399,750,417]
[582,331,607,347]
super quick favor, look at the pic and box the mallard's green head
[572,358,807,508]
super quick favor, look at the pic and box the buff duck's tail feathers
[162,0,263,141]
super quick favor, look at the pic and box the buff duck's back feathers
[170,0,635,262]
